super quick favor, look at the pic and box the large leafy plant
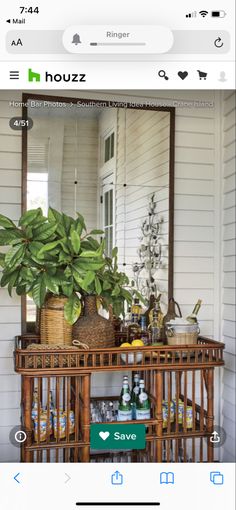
[0,208,137,324]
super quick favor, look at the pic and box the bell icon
[72,33,81,45]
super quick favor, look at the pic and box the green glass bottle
[186,299,202,324]
[131,374,140,419]
[136,379,151,420]
[118,380,132,421]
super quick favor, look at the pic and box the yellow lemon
[120,342,131,348]
[131,339,144,347]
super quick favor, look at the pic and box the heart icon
[178,71,188,80]
[99,431,110,441]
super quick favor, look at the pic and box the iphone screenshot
[0,1,235,509]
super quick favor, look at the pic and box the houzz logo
[45,71,86,83]
[28,69,86,83]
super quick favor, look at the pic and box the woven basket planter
[40,295,72,345]
[73,295,115,349]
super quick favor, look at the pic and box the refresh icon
[214,37,224,48]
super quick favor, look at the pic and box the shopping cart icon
[197,70,208,80]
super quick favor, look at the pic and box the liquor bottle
[154,294,164,333]
[186,299,202,324]
[127,314,141,342]
[136,379,151,420]
[118,380,132,421]
[131,298,142,321]
[131,373,140,419]
[148,310,160,343]
[125,306,132,327]
[140,315,148,345]
[144,294,155,327]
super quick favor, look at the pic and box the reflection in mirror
[24,99,174,327]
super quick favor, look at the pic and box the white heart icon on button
[99,431,110,441]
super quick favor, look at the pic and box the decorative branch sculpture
[132,193,164,300]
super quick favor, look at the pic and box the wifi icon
[199,10,209,17]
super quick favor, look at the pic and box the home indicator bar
[75,504,161,507]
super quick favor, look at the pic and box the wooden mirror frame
[21,93,175,333]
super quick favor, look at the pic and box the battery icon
[211,10,227,17]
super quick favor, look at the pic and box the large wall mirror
[22,94,175,332]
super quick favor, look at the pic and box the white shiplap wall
[0,92,22,462]
[0,89,234,461]
[222,91,236,462]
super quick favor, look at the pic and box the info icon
[9,425,31,448]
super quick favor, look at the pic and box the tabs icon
[28,68,41,82]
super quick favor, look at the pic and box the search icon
[158,70,169,80]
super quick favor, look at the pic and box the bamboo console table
[14,335,224,463]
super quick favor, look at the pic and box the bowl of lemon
[120,339,144,364]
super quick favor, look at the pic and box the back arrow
[14,473,20,484]
[65,473,71,484]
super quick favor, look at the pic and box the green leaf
[70,230,81,254]
[1,268,17,287]
[75,213,86,233]
[48,208,65,237]
[80,249,101,258]
[5,244,25,269]
[75,259,105,271]
[95,276,102,295]
[86,237,100,249]
[62,213,74,235]
[28,241,44,257]
[0,214,15,229]
[15,283,26,295]
[112,247,118,258]
[0,229,23,246]
[64,294,81,325]
[61,282,73,297]
[38,240,61,256]
[59,239,70,254]
[72,268,84,287]
[103,280,112,291]
[59,251,71,263]
[31,274,47,307]
[89,229,104,235]
[121,288,133,304]
[82,270,95,290]
[20,267,35,283]
[44,273,59,294]
[111,284,121,297]
[19,208,42,227]
[25,226,33,239]
[7,269,20,296]
[48,207,62,224]
[33,222,57,241]
[0,253,5,267]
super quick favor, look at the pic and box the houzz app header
[28,68,86,83]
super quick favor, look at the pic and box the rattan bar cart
[14,335,224,463]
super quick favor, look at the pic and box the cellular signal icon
[199,10,209,17]
[186,11,197,18]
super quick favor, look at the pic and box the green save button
[90,423,146,450]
